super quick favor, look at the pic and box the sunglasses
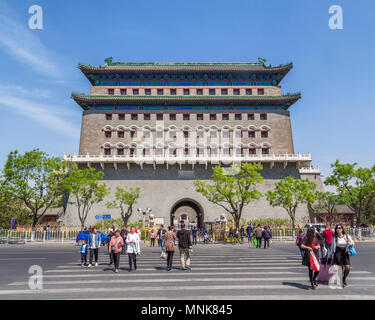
[336,227,343,230]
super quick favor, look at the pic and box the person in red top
[300,228,321,290]
[323,227,334,254]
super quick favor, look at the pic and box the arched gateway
[170,198,204,229]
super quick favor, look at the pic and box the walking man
[246,224,253,243]
[120,226,128,255]
[88,227,101,267]
[262,226,272,249]
[323,225,334,254]
[192,226,198,245]
[255,224,263,248]
[177,224,192,271]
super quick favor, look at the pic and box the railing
[65,153,312,163]
[0,230,78,243]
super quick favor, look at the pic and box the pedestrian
[246,224,253,243]
[157,225,167,258]
[240,226,245,243]
[262,226,272,249]
[177,223,192,271]
[330,223,354,287]
[203,229,209,244]
[315,227,326,261]
[106,230,114,265]
[296,229,305,259]
[323,225,334,254]
[255,224,263,248]
[126,226,141,272]
[300,228,321,290]
[108,229,124,273]
[88,227,101,268]
[120,226,128,254]
[149,229,156,247]
[191,226,198,245]
[46,224,50,240]
[80,239,88,267]
[164,226,178,271]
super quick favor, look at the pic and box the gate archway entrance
[170,198,204,229]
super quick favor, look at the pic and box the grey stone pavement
[1,241,375,300]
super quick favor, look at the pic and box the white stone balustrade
[64,152,312,170]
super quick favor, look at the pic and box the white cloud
[0,93,80,139]
[0,13,61,78]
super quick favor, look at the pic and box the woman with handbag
[163,226,178,271]
[108,230,124,273]
[300,228,321,290]
[331,224,355,287]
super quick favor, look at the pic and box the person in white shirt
[331,223,354,287]
[126,226,141,271]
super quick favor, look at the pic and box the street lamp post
[137,207,152,243]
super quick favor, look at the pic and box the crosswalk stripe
[9,277,375,286]
[0,284,366,295]
[45,266,306,274]
[40,271,302,278]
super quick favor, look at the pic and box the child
[204,231,209,244]
[80,240,88,267]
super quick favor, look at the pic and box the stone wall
[63,162,317,227]
[78,110,294,155]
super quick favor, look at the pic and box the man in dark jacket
[120,226,128,254]
[262,226,272,249]
[246,225,253,243]
[177,224,192,271]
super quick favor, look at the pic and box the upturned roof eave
[71,93,301,110]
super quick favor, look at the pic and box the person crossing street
[177,224,192,271]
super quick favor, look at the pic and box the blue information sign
[95,215,111,220]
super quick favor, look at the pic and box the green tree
[106,186,140,226]
[194,163,263,229]
[324,160,375,226]
[0,193,32,229]
[63,168,110,230]
[266,176,317,231]
[1,149,69,230]
[307,191,341,226]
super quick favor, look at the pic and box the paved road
[0,241,375,299]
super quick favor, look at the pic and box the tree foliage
[194,163,263,228]
[324,160,375,226]
[307,191,341,225]
[106,186,140,226]
[266,176,317,231]
[1,149,70,230]
[63,168,110,230]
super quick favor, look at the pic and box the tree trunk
[32,211,38,231]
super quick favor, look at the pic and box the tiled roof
[71,93,301,109]
[78,62,293,73]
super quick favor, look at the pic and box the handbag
[348,245,357,256]
[309,251,320,272]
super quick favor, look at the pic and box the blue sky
[0,0,374,182]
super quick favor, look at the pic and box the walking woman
[108,230,124,273]
[126,226,141,272]
[331,223,354,287]
[300,228,321,289]
[164,226,178,271]
[149,229,156,247]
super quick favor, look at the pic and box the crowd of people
[79,222,356,290]
[80,224,193,273]
[296,224,355,289]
